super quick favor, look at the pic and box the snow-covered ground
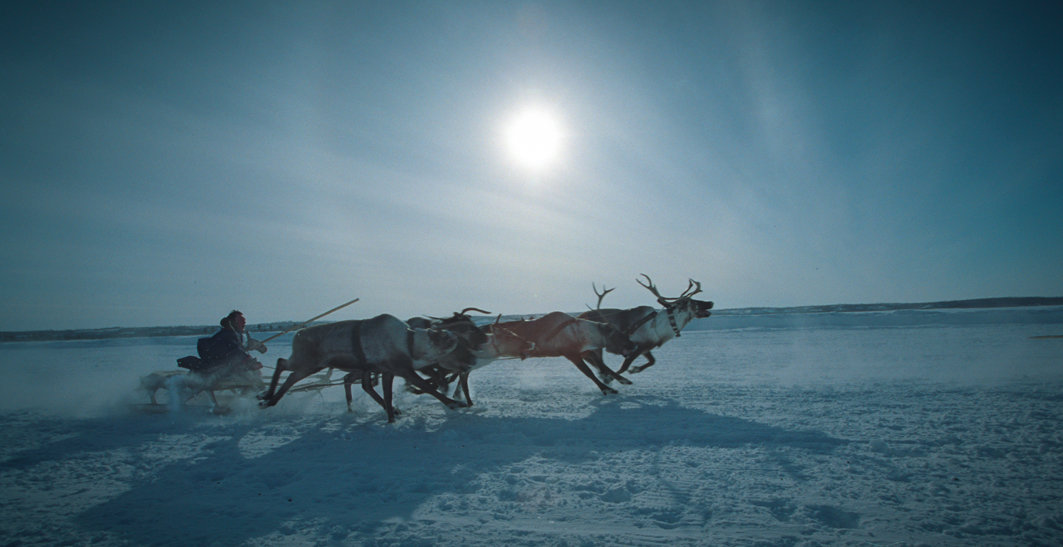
[2,307,1062,546]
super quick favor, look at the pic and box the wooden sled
[138,363,265,414]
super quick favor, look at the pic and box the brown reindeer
[493,311,638,394]
[259,314,468,422]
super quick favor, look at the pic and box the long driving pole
[259,298,360,343]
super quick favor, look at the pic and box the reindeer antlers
[427,307,492,321]
[680,279,703,299]
[592,283,614,309]
[636,274,667,305]
[637,274,703,305]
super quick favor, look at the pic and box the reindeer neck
[662,305,695,337]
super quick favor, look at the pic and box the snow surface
[2,307,1062,545]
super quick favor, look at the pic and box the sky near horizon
[2,0,1061,331]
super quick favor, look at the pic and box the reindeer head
[449,307,491,348]
[424,307,491,351]
[637,274,714,318]
[425,327,460,356]
[485,315,536,359]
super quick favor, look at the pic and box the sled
[138,360,266,414]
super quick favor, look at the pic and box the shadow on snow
[1,398,847,545]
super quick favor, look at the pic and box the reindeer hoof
[601,387,619,395]
[617,376,633,385]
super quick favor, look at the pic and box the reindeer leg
[617,349,647,374]
[459,371,473,406]
[261,368,312,407]
[440,371,462,399]
[382,372,396,422]
[261,358,287,400]
[565,355,618,395]
[361,371,390,417]
[628,351,656,374]
[405,367,442,395]
[584,351,632,385]
[344,372,358,412]
[580,350,601,379]
[401,369,467,409]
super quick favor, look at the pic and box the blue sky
[2,0,1060,331]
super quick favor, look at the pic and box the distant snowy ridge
[3,297,1061,342]
[694,298,1063,332]
[716,296,1063,316]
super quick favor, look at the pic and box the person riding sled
[163,310,267,412]
[178,310,266,373]
[198,310,266,370]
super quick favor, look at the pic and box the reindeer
[259,314,468,422]
[409,310,535,406]
[493,311,638,394]
[580,274,713,377]
[413,307,491,375]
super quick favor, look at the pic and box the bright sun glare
[503,106,565,171]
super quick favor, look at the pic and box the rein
[486,323,534,357]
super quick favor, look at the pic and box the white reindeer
[259,314,468,422]
[580,274,714,377]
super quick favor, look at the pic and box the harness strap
[665,307,682,337]
[625,310,658,335]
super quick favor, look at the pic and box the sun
[503,105,565,170]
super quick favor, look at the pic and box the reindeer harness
[626,307,684,338]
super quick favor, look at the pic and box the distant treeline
[0,322,306,343]
[3,297,1062,343]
